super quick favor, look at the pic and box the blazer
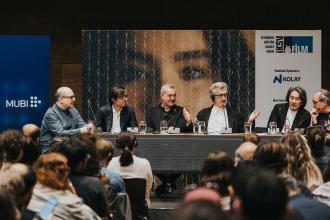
[267,103,311,131]
[196,105,244,133]
[96,104,138,132]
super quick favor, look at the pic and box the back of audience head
[22,123,40,146]
[35,152,71,190]
[242,132,260,145]
[234,141,257,166]
[0,163,36,209]
[0,129,25,165]
[95,139,114,167]
[199,173,232,197]
[231,164,288,220]
[20,137,41,166]
[54,136,90,175]
[202,151,234,176]
[116,132,137,166]
[75,133,100,176]
[49,136,69,152]
[0,189,20,220]
[254,140,288,175]
[323,159,330,182]
[280,131,322,186]
[174,187,225,220]
[173,200,225,220]
[281,174,300,191]
[305,126,326,158]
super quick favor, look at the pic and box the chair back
[123,178,148,220]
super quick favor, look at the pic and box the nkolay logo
[5,96,42,108]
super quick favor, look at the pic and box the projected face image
[115,31,214,120]
[83,30,255,123]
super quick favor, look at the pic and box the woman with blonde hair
[280,131,323,190]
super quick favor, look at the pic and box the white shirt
[111,105,122,134]
[108,155,153,206]
[285,108,298,130]
[207,106,229,133]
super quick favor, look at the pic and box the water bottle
[283,118,290,133]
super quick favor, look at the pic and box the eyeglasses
[312,99,320,105]
[214,93,228,98]
[62,95,75,100]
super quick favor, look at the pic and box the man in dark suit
[197,82,259,133]
[267,86,311,132]
[96,86,138,133]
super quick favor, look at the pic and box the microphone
[87,100,97,123]
[223,108,228,130]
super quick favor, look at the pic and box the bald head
[55,87,73,99]
[22,124,40,140]
[235,142,257,166]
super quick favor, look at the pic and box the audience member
[22,123,40,146]
[234,142,257,166]
[95,139,126,195]
[24,152,101,219]
[0,129,25,170]
[254,140,287,175]
[281,175,330,220]
[108,132,153,206]
[280,131,323,189]
[305,126,330,172]
[230,164,288,220]
[56,137,109,219]
[172,200,226,220]
[200,151,234,211]
[242,132,260,145]
[313,159,330,207]
[0,189,20,220]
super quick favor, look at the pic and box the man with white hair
[146,83,193,132]
[311,89,330,129]
[40,86,93,153]
[197,82,259,133]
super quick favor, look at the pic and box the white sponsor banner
[255,30,321,127]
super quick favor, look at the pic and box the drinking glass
[139,121,146,134]
[160,120,168,134]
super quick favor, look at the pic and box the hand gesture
[183,107,192,124]
[248,109,261,123]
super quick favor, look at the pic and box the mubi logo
[5,96,42,108]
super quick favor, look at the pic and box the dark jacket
[196,105,244,133]
[267,103,311,131]
[96,104,138,132]
[146,104,193,132]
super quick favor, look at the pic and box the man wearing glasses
[197,82,259,133]
[311,89,330,130]
[96,85,138,133]
[40,87,93,153]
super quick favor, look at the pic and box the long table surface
[99,133,282,172]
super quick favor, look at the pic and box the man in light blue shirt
[40,87,93,153]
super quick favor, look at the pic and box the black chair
[123,178,149,220]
